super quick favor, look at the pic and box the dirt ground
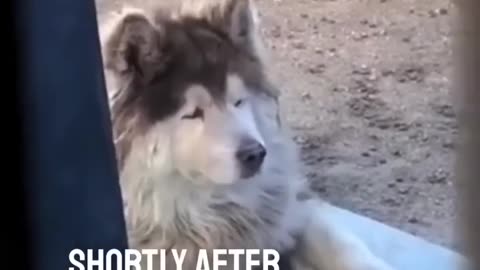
[95,0,460,250]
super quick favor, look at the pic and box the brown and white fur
[99,0,394,269]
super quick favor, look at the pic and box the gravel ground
[95,0,461,250]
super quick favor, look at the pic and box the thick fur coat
[99,1,395,270]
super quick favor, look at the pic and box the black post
[15,0,128,269]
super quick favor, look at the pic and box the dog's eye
[182,107,204,120]
[234,99,244,107]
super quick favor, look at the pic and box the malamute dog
[99,0,394,269]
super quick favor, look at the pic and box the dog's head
[102,1,281,186]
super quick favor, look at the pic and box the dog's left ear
[100,8,169,82]
[179,0,266,61]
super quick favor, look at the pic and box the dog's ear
[179,0,265,61]
[223,0,258,49]
[101,8,169,82]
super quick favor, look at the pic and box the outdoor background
[95,0,459,250]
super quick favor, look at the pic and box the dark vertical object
[15,0,128,269]
[455,0,480,269]
[11,0,31,269]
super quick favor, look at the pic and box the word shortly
[69,249,280,270]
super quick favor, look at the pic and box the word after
[69,248,280,270]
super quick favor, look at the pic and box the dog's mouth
[239,158,266,180]
[240,163,265,179]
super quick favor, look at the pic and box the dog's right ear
[178,0,267,62]
[101,9,169,82]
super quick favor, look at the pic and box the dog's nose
[236,139,267,178]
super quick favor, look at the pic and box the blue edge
[321,204,470,270]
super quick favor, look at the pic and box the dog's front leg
[291,200,395,270]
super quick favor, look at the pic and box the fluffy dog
[99,0,394,269]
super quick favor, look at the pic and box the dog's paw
[291,248,395,270]
[267,228,298,252]
[341,250,395,270]
[290,200,395,270]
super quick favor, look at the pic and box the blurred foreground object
[317,204,468,270]
[15,0,128,269]
[454,0,480,269]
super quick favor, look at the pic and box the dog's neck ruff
[119,119,305,255]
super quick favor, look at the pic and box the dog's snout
[236,139,266,178]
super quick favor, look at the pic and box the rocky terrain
[95,0,460,250]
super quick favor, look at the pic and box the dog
[99,0,395,269]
